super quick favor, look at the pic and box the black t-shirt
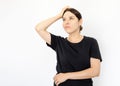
[46,33,102,86]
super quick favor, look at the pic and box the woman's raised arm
[35,6,69,45]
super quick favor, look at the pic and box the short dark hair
[62,8,83,31]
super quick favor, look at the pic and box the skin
[35,6,101,86]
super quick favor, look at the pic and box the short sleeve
[46,33,59,51]
[89,38,102,62]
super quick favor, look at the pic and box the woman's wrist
[56,14,62,19]
[65,72,72,80]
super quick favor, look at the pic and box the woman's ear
[79,19,83,25]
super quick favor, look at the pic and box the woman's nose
[65,20,70,24]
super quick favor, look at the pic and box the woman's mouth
[65,26,70,28]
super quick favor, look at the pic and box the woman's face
[62,11,82,34]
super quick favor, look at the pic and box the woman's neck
[67,32,83,43]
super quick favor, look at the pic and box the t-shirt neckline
[65,36,85,45]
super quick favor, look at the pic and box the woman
[35,6,102,86]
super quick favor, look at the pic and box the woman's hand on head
[58,6,70,18]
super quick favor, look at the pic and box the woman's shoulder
[50,33,65,41]
[84,35,98,43]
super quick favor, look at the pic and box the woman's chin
[64,28,79,34]
[64,29,75,34]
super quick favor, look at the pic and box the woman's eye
[70,17,73,20]
[63,18,65,21]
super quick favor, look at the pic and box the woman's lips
[65,26,70,28]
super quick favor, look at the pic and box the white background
[0,0,120,86]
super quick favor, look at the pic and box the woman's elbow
[95,73,100,77]
[93,70,100,77]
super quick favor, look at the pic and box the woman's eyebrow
[70,15,75,17]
